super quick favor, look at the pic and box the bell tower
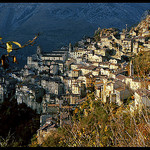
[37,46,42,55]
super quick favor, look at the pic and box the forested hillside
[30,93,150,147]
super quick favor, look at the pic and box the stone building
[95,78,131,106]
[40,76,64,96]
[134,89,150,110]
[121,38,133,53]
[15,83,45,114]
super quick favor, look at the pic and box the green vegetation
[132,51,150,77]
[94,27,120,42]
[30,93,150,147]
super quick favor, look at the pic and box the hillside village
[0,14,150,143]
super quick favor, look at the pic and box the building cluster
[0,15,150,139]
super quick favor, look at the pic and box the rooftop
[72,69,80,72]
[136,89,150,97]
[42,54,63,57]
[116,74,127,81]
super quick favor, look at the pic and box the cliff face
[0,3,150,67]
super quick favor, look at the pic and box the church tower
[37,46,42,55]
